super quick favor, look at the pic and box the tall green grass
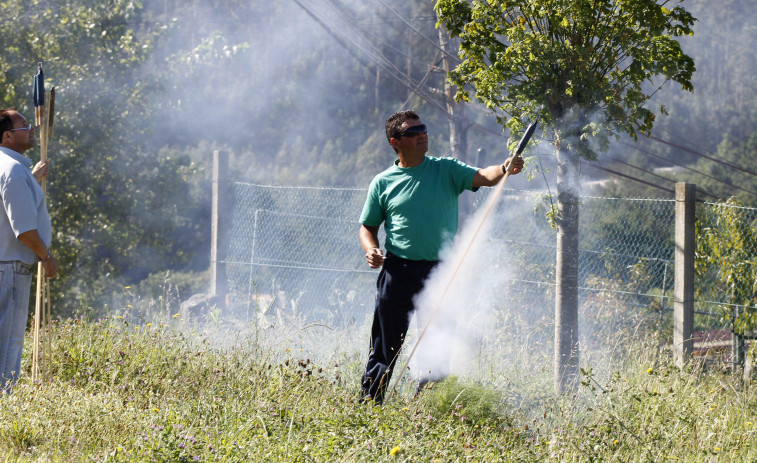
[0,306,755,462]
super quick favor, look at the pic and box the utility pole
[438,24,474,221]
[437,25,468,165]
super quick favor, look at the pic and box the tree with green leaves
[435,0,696,392]
[696,199,757,342]
[0,0,218,313]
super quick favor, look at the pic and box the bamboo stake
[31,81,53,383]
[44,89,54,382]
[46,277,52,379]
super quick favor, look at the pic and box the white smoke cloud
[409,181,520,383]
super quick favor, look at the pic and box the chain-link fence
[223,182,754,361]
[226,183,382,325]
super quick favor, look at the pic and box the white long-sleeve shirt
[0,146,51,265]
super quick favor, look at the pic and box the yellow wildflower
[390,445,400,456]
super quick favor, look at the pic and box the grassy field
[0,307,755,462]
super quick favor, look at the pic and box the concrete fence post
[210,150,230,308]
[674,182,696,368]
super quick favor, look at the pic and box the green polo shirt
[360,156,479,261]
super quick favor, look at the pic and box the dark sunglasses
[395,124,427,138]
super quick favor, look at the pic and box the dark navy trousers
[361,252,438,403]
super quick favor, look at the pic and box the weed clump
[421,376,507,426]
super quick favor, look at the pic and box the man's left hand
[32,161,49,183]
[42,253,58,278]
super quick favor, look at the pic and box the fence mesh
[226,183,383,324]
[224,183,755,358]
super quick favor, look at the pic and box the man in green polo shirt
[359,110,523,403]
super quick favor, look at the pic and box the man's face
[392,119,428,157]
[2,112,35,153]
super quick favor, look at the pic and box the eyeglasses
[395,124,427,139]
[9,124,33,132]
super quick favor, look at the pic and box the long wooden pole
[31,85,53,382]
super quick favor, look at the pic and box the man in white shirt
[0,108,58,391]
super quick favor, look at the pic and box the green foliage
[0,0,221,313]
[0,419,41,454]
[696,198,757,334]
[435,0,696,158]
[421,376,507,426]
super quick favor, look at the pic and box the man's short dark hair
[0,108,17,141]
[385,110,420,143]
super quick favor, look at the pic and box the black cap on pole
[515,115,539,156]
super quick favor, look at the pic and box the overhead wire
[648,135,757,179]
[376,0,460,63]
[586,164,676,195]
[621,141,757,199]
[597,157,721,199]
[303,0,452,117]
[357,22,441,69]
[608,157,678,186]
[294,0,505,137]
[291,0,378,72]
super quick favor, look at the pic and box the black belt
[0,261,34,271]
[385,251,439,266]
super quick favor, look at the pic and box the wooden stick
[32,262,43,382]
[31,95,49,382]
[46,278,52,379]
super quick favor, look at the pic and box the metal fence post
[674,182,695,367]
[210,150,230,308]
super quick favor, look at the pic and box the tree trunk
[438,26,467,164]
[554,146,580,394]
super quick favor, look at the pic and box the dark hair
[0,108,17,141]
[385,110,420,143]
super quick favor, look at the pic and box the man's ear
[389,137,399,151]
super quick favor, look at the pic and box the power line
[648,135,757,179]
[290,0,380,72]
[621,141,757,199]
[601,158,721,199]
[292,0,450,117]
[376,0,460,63]
[321,0,447,112]
[586,164,675,195]
[608,157,677,186]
